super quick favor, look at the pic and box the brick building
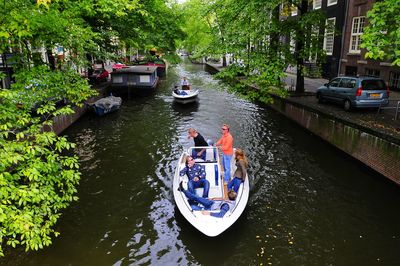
[286,0,347,79]
[339,0,400,91]
[313,0,347,80]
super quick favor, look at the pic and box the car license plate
[370,93,381,98]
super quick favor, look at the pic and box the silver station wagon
[316,76,390,111]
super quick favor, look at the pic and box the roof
[112,65,158,74]
[337,75,384,81]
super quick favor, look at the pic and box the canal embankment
[205,62,400,185]
[51,81,109,135]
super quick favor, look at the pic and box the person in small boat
[227,149,248,193]
[180,77,191,90]
[174,85,188,95]
[188,128,208,160]
[178,181,237,218]
[180,155,210,198]
[216,124,234,183]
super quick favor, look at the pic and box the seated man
[188,128,208,160]
[179,156,210,198]
[173,86,187,95]
[178,181,237,218]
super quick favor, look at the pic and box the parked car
[316,76,390,111]
[89,68,109,84]
[112,63,127,71]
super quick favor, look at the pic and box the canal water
[5,60,400,265]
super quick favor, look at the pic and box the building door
[345,66,357,76]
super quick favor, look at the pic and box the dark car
[316,76,390,111]
[89,68,109,84]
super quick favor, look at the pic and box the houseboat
[134,59,167,78]
[110,66,159,96]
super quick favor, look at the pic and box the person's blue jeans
[227,177,243,193]
[210,203,229,218]
[188,178,210,198]
[222,154,233,182]
[182,189,229,218]
[182,189,213,208]
[192,149,206,160]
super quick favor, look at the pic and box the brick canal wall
[204,63,400,185]
[52,105,88,135]
[51,82,108,135]
[269,94,400,185]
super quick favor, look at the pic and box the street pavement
[283,73,327,93]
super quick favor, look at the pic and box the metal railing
[377,99,400,120]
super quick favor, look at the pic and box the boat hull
[93,104,120,116]
[172,89,199,104]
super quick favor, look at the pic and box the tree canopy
[180,0,326,97]
[0,0,184,256]
[361,0,400,66]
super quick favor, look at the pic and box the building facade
[316,0,347,79]
[286,0,347,79]
[339,0,400,91]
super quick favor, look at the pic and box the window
[350,16,365,53]
[327,0,338,6]
[365,68,380,77]
[290,33,296,53]
[345,66,358,76]
[329,78,341,87]
[139,75,150,83]
[308,26,320,62]
[291,5,297,16]
[112,75,123,83]
[389,72,400,90]
[362,80,386,91]
[339,78,357,88]
[323,18,336,55]
[313,0,322,9]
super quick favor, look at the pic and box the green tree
[181,0,325,98]
[1,0,185,255]
[361,0,400,66]
[179,0,213,59]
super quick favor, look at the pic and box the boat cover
[94,96,122,111]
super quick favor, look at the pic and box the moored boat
[91,95,122,116]
[110,66,159,96]
[173,147,249,237]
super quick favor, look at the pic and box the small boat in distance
[110,66,159,96]
[91,95,122,116]
[173,147,249,237]
[172,85,199,104]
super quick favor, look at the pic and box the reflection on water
[3,60,400,266]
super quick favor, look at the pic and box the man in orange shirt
[216,124,234,183]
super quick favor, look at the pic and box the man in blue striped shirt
[180,155,210,198]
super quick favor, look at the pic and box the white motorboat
[173,146,249,237]
[172,86,199,103]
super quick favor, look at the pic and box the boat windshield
[187,146,218,163]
